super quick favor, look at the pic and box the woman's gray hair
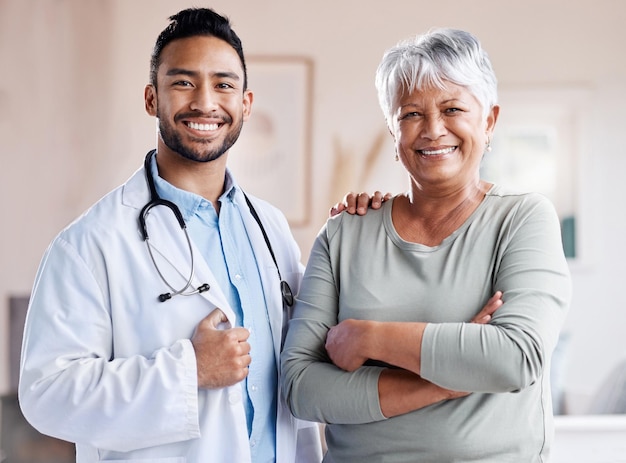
[375,28,498,127]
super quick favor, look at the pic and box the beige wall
[1,0,625,413]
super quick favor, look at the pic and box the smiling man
[18,8,326,463]
[147,34,250,162]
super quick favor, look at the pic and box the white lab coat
[19,164,322,463]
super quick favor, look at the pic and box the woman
[281,28,571,462]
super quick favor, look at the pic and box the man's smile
[185,121,219,131]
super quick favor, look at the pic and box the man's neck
[155,150,229,208]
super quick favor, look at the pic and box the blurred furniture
[588,357,626,414]
[8,296,29,392]
[1,393,75,463]
[2,296,75,462]
[551,414,626,463]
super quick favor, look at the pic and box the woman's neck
[393,181,491,246]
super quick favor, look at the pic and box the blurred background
[1,0,625,454]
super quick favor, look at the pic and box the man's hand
[329,191,392,217]
[191,308,251,389]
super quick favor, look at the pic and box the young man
[19,8,380,462]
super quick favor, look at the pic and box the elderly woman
[281,28,571,462]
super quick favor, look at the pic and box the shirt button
[234,274,242,281]
[251,384,258,392]
[250,439,257,447]
[228,391,241,404]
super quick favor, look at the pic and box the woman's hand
[325,319,371,372]
[377,291,505,417]
[470,291,503,323]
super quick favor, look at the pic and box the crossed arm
[282,195,570,424]
[325,292,503,417]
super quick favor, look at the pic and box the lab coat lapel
[124,171,237,325]
[143,210,237,323]
[192,249,237,323]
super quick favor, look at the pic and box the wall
[1,0,625,414]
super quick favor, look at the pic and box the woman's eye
[401,111,420,120]
[445,107,461,114]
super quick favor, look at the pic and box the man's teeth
[420,147,456,155]
[187,122,218,131]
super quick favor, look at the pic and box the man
[19,8,379,462]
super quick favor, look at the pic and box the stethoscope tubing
[139,150,292,308]
[140,151,209,302]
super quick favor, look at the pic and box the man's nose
[189,86,220,113]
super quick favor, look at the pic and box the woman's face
[392,81,498,193]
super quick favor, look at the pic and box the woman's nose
[421,113,447,140]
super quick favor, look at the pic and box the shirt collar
[149,154,239,221]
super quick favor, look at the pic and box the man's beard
[156,113,243,163]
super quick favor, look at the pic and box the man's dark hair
[149,8,247,89]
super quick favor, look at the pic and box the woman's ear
[486,104,500,138]
[145,85,157,116]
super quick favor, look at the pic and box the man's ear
[242,89,254,122]
[145,85,157,116]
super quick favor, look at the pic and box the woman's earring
[395,153,399,162]
[486,138,492,152]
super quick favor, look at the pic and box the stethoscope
[139,150,294,312]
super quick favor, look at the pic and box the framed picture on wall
[227,56,313,227]
[480,86,590,262]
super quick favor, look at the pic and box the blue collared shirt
[151,157,277,462]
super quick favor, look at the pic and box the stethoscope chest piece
[281,280,294,307]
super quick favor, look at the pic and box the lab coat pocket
[100,459,185,463]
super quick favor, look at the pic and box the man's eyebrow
[164,68,241,80]
[213,71,241,81]
[165,68,196,77]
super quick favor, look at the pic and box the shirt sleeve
[420,195,572,392]
[280,220,387,425]
[19,235,201,451]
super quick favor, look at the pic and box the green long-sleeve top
[281,185,571,462]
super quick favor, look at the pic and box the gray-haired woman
[281,28,571,462]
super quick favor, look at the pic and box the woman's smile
[417,146,458,156]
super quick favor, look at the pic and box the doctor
[19,7,380,463]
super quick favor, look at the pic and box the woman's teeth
[420,147,456,155]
